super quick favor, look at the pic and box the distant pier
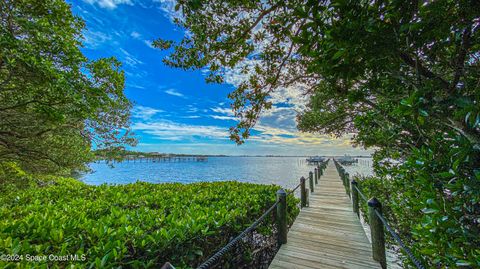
[97,155,208,163]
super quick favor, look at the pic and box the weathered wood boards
[269,162,381,269]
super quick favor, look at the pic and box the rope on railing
[197,200,279,269]
[333,159,424,269]
[374,209,425,269]
[287,183,301,195]
[352,184,368,202]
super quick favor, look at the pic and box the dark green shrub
[356,138,480,268]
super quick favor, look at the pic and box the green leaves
[152,39,173,50]
[332,49,346,60]
[0,179,299,268]
[0,0,135,174]
[421,208,438,214]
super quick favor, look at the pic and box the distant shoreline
[93,150,371,159]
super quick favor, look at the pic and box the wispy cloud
[223,59,260,87]
[209,106,238,120]
[210,115,237,121]
[132,105,163,120]
[143,40,155,49]
[130,31,141,39]
[83,0,132,9]
[164,88,186,98]
[129,32,156,49]
[185,105,199,113]
[211,107,234,116]
[183,115,201,119]
[119,48,143,67]
[153,0,184,22]
[127,84,146,89]
[82,30,111,49]
[132,120,229,141]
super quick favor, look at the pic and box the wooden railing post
[368,198,387,269]
[305,188,309,207]
[276,189,287,245]
[300,177,307,208]
[314,167,318,184]
[351,179,359,217]
[309,171,314,192]
[345,172,350,196]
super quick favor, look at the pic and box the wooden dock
[97,155,208,163]
[269,161,382,269]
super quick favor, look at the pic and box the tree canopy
[0,0,135,174]
[157,0,479,267]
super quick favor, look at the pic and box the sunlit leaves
[0,179,299,268]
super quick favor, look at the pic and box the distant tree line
[93,149,218,160]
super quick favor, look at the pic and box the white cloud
[183,115,201,119]
[132,105,163,120]
[164,88,186,98]
[211,115,237,121]
[119,48,143,67]
[153,0,184,23]
[211,107,234,116]
[82,30,111,49]
[130,31,141,39]
[251,123,348,147]
[268,85,308,111]
[127,84,146,89]
[83,0,132,9]
[186,105,199,113]
[132,121,229,140]
[209,106,238,120]
[223,59,261,87]
[144,40,155,49]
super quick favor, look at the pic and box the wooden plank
[277,247,380,269]
[269,161,381,269]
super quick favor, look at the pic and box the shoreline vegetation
[0,163,299,268]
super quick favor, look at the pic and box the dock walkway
[269,162,381,269]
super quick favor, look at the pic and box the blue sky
[71,0,373,156]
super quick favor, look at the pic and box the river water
[79,156,373,188]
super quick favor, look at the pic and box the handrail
[197,199,280,269]
[197,183,301,268]
[193,159,329,269]
[373,209,425,269]
[352,184,368,202]
[287,182,301,195]
[333,159,425,269]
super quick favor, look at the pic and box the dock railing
[333,159,425,269]
[161,160,329,269]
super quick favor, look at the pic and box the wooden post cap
[368,197,381,208]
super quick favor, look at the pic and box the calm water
[341,158,374,177]
[79,157,373,189]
